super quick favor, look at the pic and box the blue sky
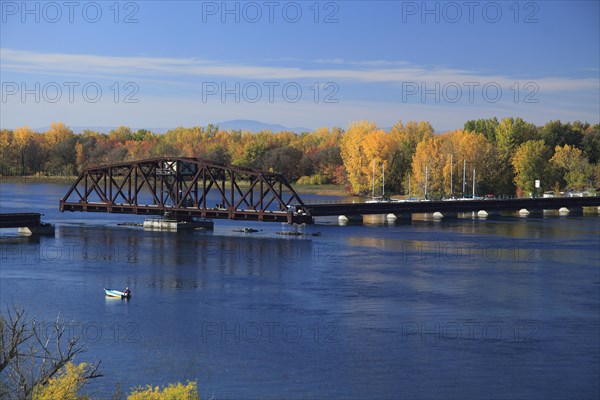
[1,0,599,131]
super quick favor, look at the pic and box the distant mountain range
[35,120,312,134]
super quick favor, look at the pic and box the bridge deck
[60,203,313,224]
[301,197,600,217]
[0,213,41,229]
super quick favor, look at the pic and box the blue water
[1,182,599,399]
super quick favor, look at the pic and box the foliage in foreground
[31,363,200,400]
[127,381,200,400]
[32,362,91,400]
[1,305,199,400]
[0,306,101,399]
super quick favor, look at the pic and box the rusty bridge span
[60,157,312,224]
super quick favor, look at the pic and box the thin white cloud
[2,48,598,92]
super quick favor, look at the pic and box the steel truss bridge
[60,157,311,224]
[60,157,600,224]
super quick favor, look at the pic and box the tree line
[1,118,599,197]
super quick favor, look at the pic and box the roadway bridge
[59,157,600,224]
[0,213,55,235]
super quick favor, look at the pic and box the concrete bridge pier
[18,224,55,236]
[432,211,457,220]
[559,206,583,216]
[519,208,544,217]
[338,214,362,224]
[476,210,501,218]
[387,212,412,221]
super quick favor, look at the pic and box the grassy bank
[0,175,77,184]
[292,183,349,197]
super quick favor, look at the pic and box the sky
[1,0,599,131]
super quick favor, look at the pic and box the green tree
[550,145,592,190]
[236,141,269,169]
[464,117,499,142]
[133,129,152,142]
[263,146,304,179]
[580,125,600,164]
[512,140,551,195]
[539,120,583,149]
[495,117,538,154]
[204,145,231,165]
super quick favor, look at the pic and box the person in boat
[123,287,131,297]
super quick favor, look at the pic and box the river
[1,182,599,399]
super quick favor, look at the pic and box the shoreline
[0,175,350,197]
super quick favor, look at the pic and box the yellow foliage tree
[32,362,90,400]
[385,121,435,194]
[410,130,495,199]
[128,381,200,400]
[340,121,396,195]
[410,136,445,198]
[13,126,34,175]
[45,122,73,147]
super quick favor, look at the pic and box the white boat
[104,288,131,299]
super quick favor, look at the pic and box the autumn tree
[410,136,446,199]
[108,126,134,142]
[387,121,434,194]
[340,121,397,195]
[44,123,77,175]
[410,130,495,199]
[45,122,73,146]
[0,130,13,175]
[12,126,34,175]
